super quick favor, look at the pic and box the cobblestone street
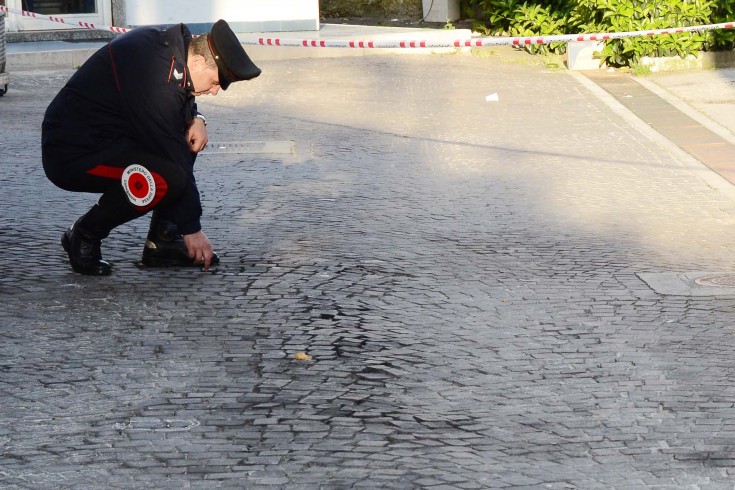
[4,51,735,488]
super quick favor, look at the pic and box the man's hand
[183,230,215,270]
[186,117,208,153]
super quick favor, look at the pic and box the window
[22,1,96,14]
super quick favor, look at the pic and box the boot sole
[141,252,220,268]
[141,256,188,267]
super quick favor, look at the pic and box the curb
[7,45,104,70]
[572,70,735,203]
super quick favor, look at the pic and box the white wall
[125,0,319,32]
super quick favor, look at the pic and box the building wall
[122,0,319,33]
[112,0,126,27]
[4,0,319,37]
[320,0,422,18]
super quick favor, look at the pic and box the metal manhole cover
[694,274,735,287]
[638,271,735,295]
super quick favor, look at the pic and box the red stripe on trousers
[86,164,169,211]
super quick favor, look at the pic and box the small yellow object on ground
[294,352,313,361]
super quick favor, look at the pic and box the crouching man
[42,19,260,275]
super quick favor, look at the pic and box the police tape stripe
[255,22,735,48]
[2,5,735,48]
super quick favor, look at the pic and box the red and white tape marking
[2,5,735,48]
[255,23,735,48]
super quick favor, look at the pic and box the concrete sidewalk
[644,68,735,144]
[585,68,735,188]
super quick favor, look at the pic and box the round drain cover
[694,274,735,287]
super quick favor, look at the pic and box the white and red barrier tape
[2,5,735,48]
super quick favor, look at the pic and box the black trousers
[42,143,190,237]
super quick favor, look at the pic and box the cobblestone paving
[4,52,735,488]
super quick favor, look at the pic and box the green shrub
[467,0,574,54]
[708,1,735,50]
[570,0,713,66]
[466,0,735,67]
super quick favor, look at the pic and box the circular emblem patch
[122,164,156,207]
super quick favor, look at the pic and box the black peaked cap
[207,19,261,90]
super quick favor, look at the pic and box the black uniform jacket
[42,24,204,234]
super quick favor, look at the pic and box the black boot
[141,216,219,267]
[61,220,112,276]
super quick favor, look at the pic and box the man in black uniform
[42,19,260,275]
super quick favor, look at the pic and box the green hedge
[464,0,735,67]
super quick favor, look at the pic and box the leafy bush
[571,0,713,66]
[708,1,735,50]
[465,0,735,66]
[466,0,573,54]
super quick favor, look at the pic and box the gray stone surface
[4,49,735,488]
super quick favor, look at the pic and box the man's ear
[189,54,205,69]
